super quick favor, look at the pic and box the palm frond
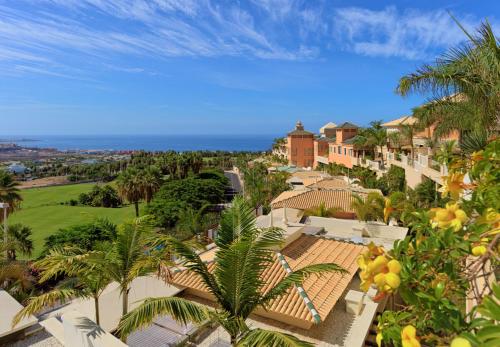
[116,297,209,339]
[238,328,315,347]
[163,236,224,304]
[35,246,99,283]
[217,196,257,248]
[215,227,283,317]
[12,288,76,327]
[460,128,490,154]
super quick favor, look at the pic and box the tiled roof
[271,189,367,213]
[334,122,359,129]
[271,190,305,204]
[315,136,335,142]
[170,235,365,328]
[305,178,349,189]
[290,171,328,179]
[342,136,359,145]
[381,115,416,128]
[288,129,314,136]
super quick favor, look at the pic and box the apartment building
[286,121,315,168]
[283,119,454,188]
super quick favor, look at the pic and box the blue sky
[0,0,498,135]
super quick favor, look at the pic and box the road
[224,170,242,194]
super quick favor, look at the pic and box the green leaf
[239,328,315,347]
[116,296,210,339]
[477,325,500,341]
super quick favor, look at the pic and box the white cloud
[0,1,494,79]
[332,6,483,59]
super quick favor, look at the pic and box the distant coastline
[0,134,278,152]
[0,138,40,142]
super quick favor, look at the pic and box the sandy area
[17,176,69,189]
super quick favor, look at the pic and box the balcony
[386,152,448,187]
[316,155,329,164]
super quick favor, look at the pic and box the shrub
[78,184,122,208]
[44,219,117,253]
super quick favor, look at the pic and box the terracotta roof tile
[305,178,349,189]
[271,189,367,213]
[381,115,416,128]
[170,235,365,328]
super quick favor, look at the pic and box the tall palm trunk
[122,286,129,316]
[379,145,385,167]
[94,295,100,326]
[134,202,139,217]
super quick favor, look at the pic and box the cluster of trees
[146,170,228,231]
[238,162,291,213]
[25,159,126,182]
[76,184,122,207]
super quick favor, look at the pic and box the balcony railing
[316,156,329,165]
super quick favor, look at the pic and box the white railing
[366,160,381,171]
[401,154,409,166]
[316,155,329,164]
[417,154,429,168]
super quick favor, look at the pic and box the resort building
[381,115,460,151]
[287,121,315,168]
[281,117,456,189]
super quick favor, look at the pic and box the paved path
[224,170,242,193]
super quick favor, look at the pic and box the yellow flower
[477,208,500,228]
[471,150,483,162]
[384,198,394,223]
[439,172,465,200]
[376,332,383,347]
[430,203,468,231]
[472,245,487,257]
[387,259,402,274]
[450,337,472,347]
[401,325,421,347]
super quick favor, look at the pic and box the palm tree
[351,192,385,222]
[116,197,346,346]
[4,223,33,261]
[387,131,402,152]
[100,218,161,318]
[141,165,162,204]
[366,121,388,167]
[176,204,215,241]
[13,246,111,326]
[400,124,416,163]
[436,140,457,167]
[304,202,343,218]
[241,163,267,212]
[116,167,143,217]
[0,170,22,220]
[397,20,499,141]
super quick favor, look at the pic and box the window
[349,149,353,156]
[338,146,341,154]
[344,148,347,155]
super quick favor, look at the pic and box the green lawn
[9,183,139,259]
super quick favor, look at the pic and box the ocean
[0,134,278,152]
